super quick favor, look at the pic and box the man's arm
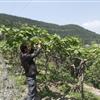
[30,43,41,58]
[31,48,41,58]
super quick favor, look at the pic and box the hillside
[0,13,100,44]
[0,21,100,100]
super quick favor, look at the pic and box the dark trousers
[26,76,37,100]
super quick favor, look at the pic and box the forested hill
[0,13,100,44]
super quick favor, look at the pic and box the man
[20,42,41,100]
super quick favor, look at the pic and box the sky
[0,0,100,34]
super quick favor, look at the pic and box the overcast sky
[0,0,100,34]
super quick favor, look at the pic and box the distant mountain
[0,13,100,44]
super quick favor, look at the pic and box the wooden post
[81,73,84,100]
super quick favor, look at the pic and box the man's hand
[37,44,41,49]
[34,43,41,49]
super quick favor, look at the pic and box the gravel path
[84,84,100,96]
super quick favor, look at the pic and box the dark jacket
[20,48,40,77]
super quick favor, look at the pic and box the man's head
[20,43,28,53]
